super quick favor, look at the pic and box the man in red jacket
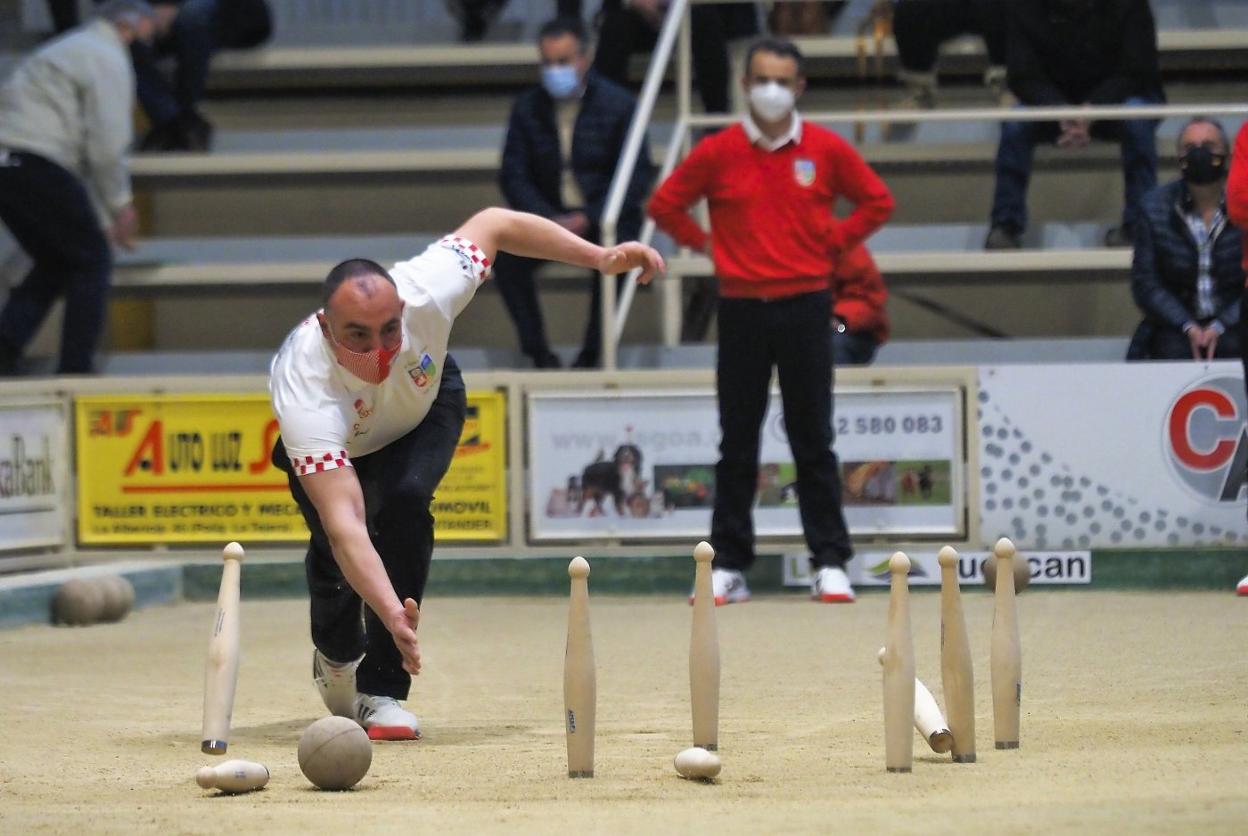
[832,244,890,365]
[649,37,895,605]
[1224,121,1248,595]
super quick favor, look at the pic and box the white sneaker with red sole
[812,566,856,603]
[355,694,421,741]
[688,567,751,606]
[1237,573,1248,596]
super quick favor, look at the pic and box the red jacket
[1227,122,1248,276]
[833,244,889,344]
[647,121,894,299]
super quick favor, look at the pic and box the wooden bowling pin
[990,538,1022,750]
[195,759,269,793]
[201,542,244,755]
[882,552,915,773]
[877,648,953,754]
[564,556,596,778]
[689,541,720,751]
[938,546,976,763]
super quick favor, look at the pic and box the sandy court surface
[1,589,1246,834]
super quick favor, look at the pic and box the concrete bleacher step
[112,222,1131,291]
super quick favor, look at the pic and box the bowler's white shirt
[269,236,489,475]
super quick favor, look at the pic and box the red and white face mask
[324,317,403,384]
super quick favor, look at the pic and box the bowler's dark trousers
[273,356,467,699]
[711,290,854,571]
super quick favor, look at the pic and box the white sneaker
[355,693,421,741]
[313,649,361,717]
[689,567,751,606]
[812,566,856,603]
[1237,573,1248,596]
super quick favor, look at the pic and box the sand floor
[1,589,1245,835]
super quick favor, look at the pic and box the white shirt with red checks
[269,235,490,476]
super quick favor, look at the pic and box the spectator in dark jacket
[1129,117,1242,361]
[495,17,655,368]
[985,0,1163,251]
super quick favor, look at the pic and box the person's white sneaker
[312,649,361,717]
[355,693,421,741]
[1237,573,1248,596]
[688,567,750,606]
[811,566,856,603]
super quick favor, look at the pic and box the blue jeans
[989,96,1161,235]
[134,0,271,126]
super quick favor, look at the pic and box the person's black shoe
[532,351,562,369]
[985,226,1023,250]
[139,120,186,152]
[179,110,214,152]
[572,351,599,369]
[1104,224,1134,248]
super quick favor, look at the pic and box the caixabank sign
[979,363,1247,550]
[1164,375,1246,505]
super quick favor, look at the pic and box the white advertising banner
[978,361,1246,549]
[0,398,70,552]
[783,550,1092,587]
[527,387,963,541]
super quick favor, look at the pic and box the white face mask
[749,81,796,123]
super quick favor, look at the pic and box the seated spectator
[592,0,757,116]
[985,0,1163,251]
[494,18,654,368]
[832,243,889,365]
[887,0,1011,140]
[0,1,152,375]
[137,0,273,152]
[1128,117,1241,362]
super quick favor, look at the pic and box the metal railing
[595,0,1248,369]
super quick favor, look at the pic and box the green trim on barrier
[176,548,1248,601]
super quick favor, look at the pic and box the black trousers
[891,0,1008,72]
[0,151,112,374]
[273,357,466,699]
[592,5,731,113]
[491,248,625,366]
[711,290,853,572]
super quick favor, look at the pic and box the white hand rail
[597,0,691,370]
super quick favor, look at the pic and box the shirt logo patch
[794,158,816,187]
[407,353,439,389]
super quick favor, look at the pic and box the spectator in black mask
[1128,117,1242,361]
[985,0,1164,251]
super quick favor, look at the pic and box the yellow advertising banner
[75,392,507,545]
[434,391,508,541]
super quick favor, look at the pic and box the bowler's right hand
[387,598,422,675]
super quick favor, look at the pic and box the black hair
[322,258,395,309]
[538,17,587,50]
[744,37,806,77]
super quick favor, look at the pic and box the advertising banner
[76,394,302,544]
[528,387,963,541]
[978,362,1247,549]
[0,399,70,552]
[432,391,508,542]
[783,550,1091,587]
[76,392,508,545]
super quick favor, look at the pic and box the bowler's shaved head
[322,258,395,309]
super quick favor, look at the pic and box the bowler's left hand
[598,241,666,284]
